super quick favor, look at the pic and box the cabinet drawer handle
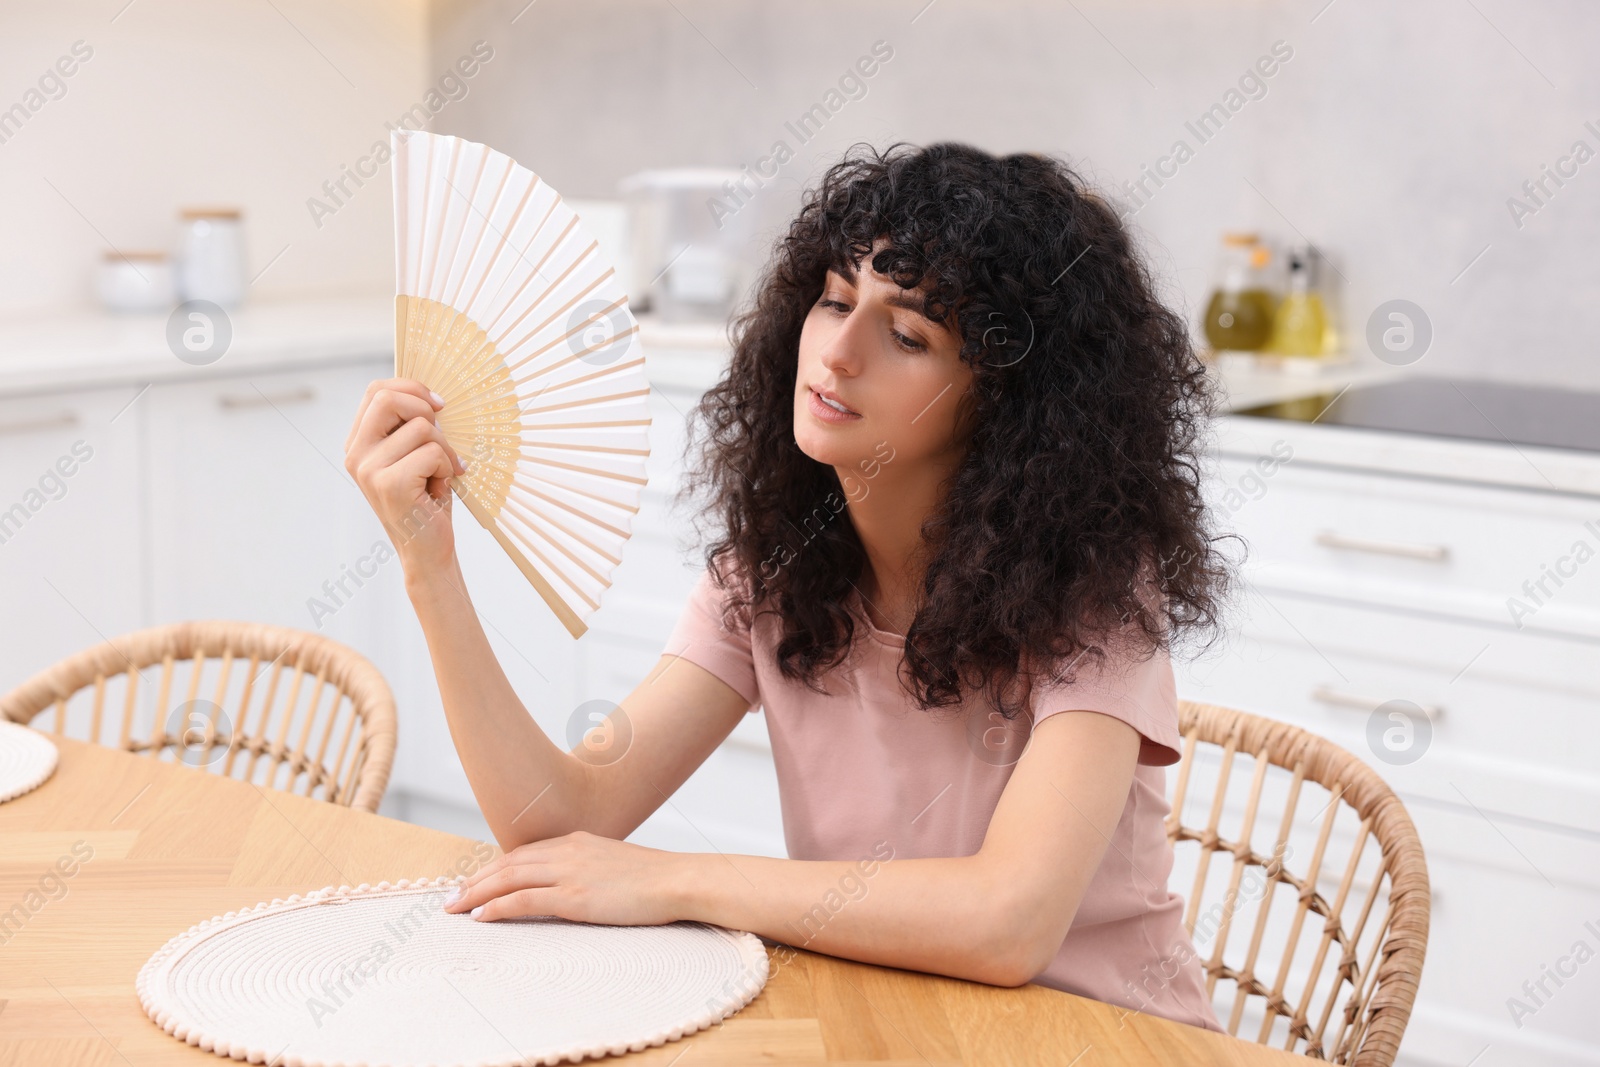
[0,411,78,436]
[218,387,316,409]
[1314,530,1450,562]
[1311,684,1443,722]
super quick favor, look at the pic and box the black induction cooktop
[1231,377,1600,455]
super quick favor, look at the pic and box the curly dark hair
[676,140,1235,720]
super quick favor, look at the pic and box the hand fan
[391,128,650,639]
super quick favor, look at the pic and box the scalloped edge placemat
[138,877,771,1067]
[0,720,59,803]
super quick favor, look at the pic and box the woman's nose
[819,312,866,373]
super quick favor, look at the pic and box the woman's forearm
[404,560,592,851]
[671,848,1044,987]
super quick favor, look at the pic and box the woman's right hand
[343,378,467,581]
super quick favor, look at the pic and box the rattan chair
[0,620,397,813]
[1167,699,1429,1066]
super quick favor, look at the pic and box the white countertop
[4,296,1594,496]
[0,296,395,395]
[0,295,737,397]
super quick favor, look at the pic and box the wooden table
[0,737,1308,1066]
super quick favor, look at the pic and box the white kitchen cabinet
[143,361,392,649]
[1211,453,1600,637]
[1183,587,1600,833]
[1180,418,1600,1067]
[0,385,145,689]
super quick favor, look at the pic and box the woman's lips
[807,386,862,423]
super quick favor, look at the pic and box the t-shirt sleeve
[1028,637,1183,767]
[660,560,762,711]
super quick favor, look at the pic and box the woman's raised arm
[344,378,749,852]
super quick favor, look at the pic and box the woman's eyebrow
[880,285,949,332]
[881,290,935,320]
[829,265,943,327]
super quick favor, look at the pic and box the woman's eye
[816,297,924,351]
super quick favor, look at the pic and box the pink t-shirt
[661,560,1222,1033]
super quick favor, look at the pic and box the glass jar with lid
[1202,232,1278,353]
[176,206,246,308]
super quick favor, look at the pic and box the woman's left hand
[442,830,693,926]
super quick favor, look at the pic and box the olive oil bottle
[1203,233,1278,352]
[1265,242,1328,357]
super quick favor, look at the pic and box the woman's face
[793,248,976,474]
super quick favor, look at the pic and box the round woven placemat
[138,878,770,1067]
[0,720,58,803]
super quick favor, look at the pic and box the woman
[343,141,1231,1031]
